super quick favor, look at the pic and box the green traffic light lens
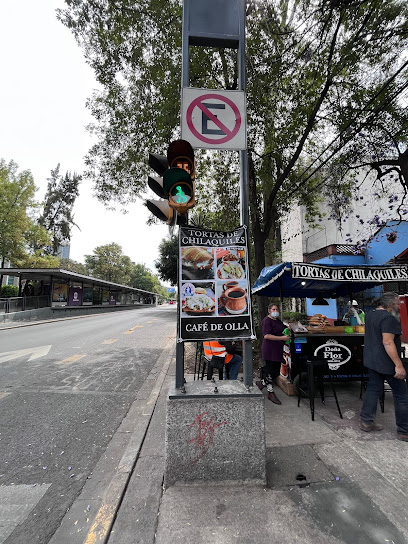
[170,183,192,204]
[174,186,189,203]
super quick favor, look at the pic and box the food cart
[252,262,408,390]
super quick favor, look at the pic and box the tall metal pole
[238,0,253,387]
[174,1,191,390]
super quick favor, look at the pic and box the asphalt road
[0,305,176,544]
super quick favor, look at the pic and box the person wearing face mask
[256,303,290,404]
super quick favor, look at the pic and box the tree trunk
[248,152,270,327]
[253,231,269,326]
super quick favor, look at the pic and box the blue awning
[252,262,408,298]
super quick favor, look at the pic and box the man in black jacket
[360,292,408,441]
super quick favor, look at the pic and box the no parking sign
[181,88,247,150]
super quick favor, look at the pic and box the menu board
[179,225,255,341]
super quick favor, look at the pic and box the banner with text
[179,226,255,341]
[292,263,408,282]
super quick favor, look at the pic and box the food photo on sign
[215,247,246,280]
[216,280,248,316]
[181,246,214,280]
[181,282,216,317]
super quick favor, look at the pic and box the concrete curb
[48,337,176,544]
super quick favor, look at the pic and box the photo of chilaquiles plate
[182,286,215,315]
[216,249,245,280]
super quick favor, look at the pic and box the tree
[59,0,408,321]
[59,258,88,274]
[129,263,167,298]
[38,164,81,256]
[84,243,133,283]
[154,235,178,286]
[0,159,57,284]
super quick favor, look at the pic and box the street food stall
[252,262,408,389]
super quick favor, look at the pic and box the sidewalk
[54,352,408,544]
[153,380,408,544]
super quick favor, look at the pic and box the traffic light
[146,152,176,225]
[164,140,195,214]
[145,140,195,224]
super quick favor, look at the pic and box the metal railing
[0,296,50,314]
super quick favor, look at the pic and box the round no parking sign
[181,88,247,150]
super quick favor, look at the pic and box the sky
[0,0,169,273]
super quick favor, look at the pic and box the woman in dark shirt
[257,303,290,404]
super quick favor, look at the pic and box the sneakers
[397,433,408,441]
[256,380,265,391]
[359,420,383,432]
[268,391,282,405]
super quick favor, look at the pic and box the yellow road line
[146,321,153,323]
[56,354,86,365]
[123,326,144,334]
[102,339,118,344]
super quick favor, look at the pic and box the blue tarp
[251,262,408,298]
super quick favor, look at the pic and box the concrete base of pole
[165,381,266,487]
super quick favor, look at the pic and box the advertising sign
[68,287,82,306]
[292,262,408,282]
[179,225,254,341]
[52,283,68,303]
[83,286,93,305]
[102,289,110,304]
[181,88,246,150]
[313,339,352,370]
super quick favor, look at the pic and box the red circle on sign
[186,93,242,145]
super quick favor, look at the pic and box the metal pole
[238,0,253,387]
[175,2,191,389]
[181,1,190,88]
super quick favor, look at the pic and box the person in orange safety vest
[203,340,242,380]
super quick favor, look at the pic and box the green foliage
[154,235,178,286]
[283,311,308,324]
[130,263,160,292]
[194,151,240,232]
[59,0,408,329]
[85,242,133,284]
[1,285,19,298]
[38,165,81,256]
[59,258,88,274]
[84,243,168,296]
[0,159,56,268]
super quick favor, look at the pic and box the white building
[0,259,19,287]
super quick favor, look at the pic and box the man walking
[360,292,408,441]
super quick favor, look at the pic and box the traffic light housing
[146,152,175,225]
[164,140,195,214]
[145,140,195,224]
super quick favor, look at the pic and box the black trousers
[261,360,281,385]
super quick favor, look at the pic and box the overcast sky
[0,0,169,273]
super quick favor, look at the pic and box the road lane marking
[123,326,144,334]
[146,321,153,323]
[56,354,86,365]
[102,339,118,344]
[0,392,11,400]
[0,345,51,364]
